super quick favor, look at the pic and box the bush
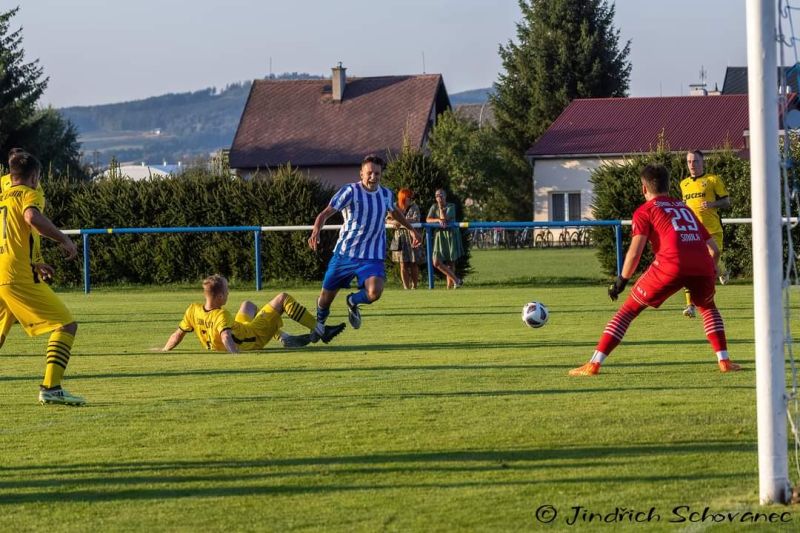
[590,146,752,278]
[382,145,471,281]
[39,165,335,286]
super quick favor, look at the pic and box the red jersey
[631,196,714,277]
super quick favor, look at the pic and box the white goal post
[746,0,792,505]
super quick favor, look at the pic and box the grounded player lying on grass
[570,163,741,376]
[162,275,346,353]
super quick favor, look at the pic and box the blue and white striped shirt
[329,182,395,260]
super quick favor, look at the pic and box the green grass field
[1,249,799,531]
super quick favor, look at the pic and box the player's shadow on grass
[190,384,755,403]
[0,335,760,362]
[0,358,757,383]
[0,442,756,504]
[314,337,756,353]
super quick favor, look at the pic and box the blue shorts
[322,255,385,291]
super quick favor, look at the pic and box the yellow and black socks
[283,294,317,330]
[42,330,75,389]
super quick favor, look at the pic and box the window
[550,192,581,221]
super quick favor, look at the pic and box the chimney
[332,62,346,102]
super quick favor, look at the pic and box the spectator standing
[389,188,425,289]
[426,189,463,289]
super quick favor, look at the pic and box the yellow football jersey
[0,185,45,285]
[179,303,268,351]
[1,174,44,263]
[680,173,728,235]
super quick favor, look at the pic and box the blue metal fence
[67,220,625,293]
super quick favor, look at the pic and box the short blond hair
[202,274,228,297]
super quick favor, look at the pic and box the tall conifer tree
[0,7,47,151]
[0,7,82,177]
[491,0,631,217]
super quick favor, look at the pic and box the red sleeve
[631,205,651,238]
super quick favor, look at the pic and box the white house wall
[532,157,625,221]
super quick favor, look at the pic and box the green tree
[0,7,83,178]
[0,7,47,151]
[382,144,471,280]
[428,110,512,220]
[17,107,83,179]
[491,0,631,218]
[590,146,752,279]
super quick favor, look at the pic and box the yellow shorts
[0,305,17,340]
[710,232,724,254]
[232,304,283,350]
[0,283,73,336]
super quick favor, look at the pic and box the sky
[7,0,778,108]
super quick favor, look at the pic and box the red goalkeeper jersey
[631,196,714,277]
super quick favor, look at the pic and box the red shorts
[630,265,716,308]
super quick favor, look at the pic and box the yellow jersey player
[680,150,731,318]
[162,274,346,353]
[0,147,52,348]
[1,151,84,405]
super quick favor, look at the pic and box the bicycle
[534,229,554,248]
[558,227,575,247]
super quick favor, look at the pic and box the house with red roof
[525,94,750,222]
[230,64,451,187]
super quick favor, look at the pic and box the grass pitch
[1,250,799,531]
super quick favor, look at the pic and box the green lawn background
[1,248,798,532]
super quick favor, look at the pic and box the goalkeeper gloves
[607,276,629,301]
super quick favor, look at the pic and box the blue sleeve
[330,185,353,211]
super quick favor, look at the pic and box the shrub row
[40,166,337,286]
[590,146,794,280]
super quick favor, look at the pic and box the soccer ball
[522,301,549,328]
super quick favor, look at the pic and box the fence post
[425,226,434,289]
[253,230,262,291]
[614,224,623,276]
[82,233,91,294]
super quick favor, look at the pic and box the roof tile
[527,95,750,157]
[230,75,448,168]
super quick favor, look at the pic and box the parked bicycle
[534,229,554,248]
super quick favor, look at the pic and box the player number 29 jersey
[632,196,714,277]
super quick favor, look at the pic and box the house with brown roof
[525,94,750,222]
[229,64,451,187]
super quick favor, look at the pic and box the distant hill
[60,77,492,166]
[62,82,253,165]
[449,87,493,105]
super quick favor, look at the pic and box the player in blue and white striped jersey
[308,154,421,337]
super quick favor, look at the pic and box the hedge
[590,147,759,279]
[38,166,337,286]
